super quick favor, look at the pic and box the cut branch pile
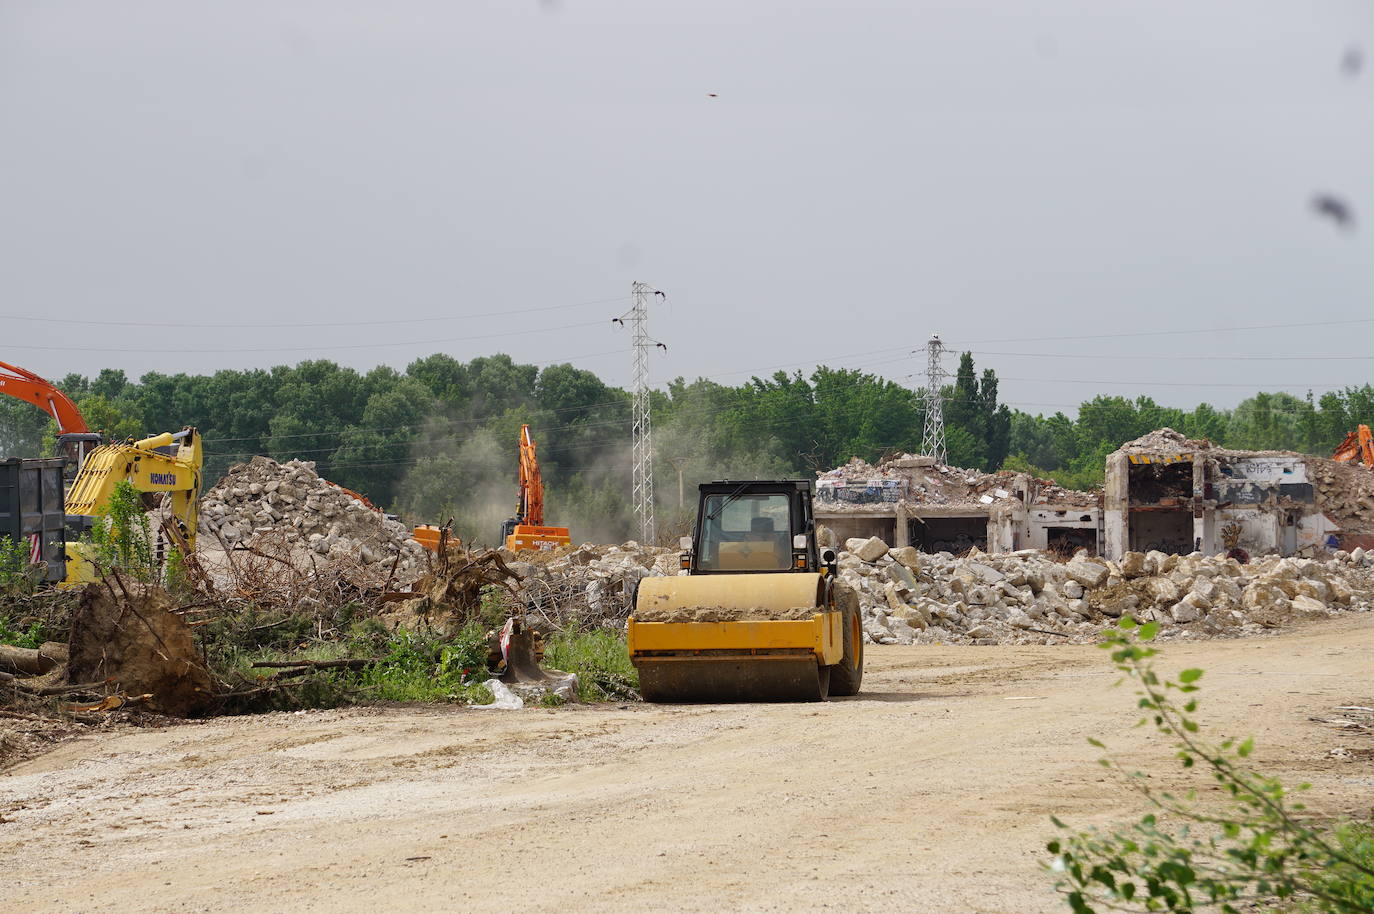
[380,529,523,627]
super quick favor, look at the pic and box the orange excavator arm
[501,424,570,550]
[1333,424,1374,469]
[0,360,89,434]
[516,424,545,527]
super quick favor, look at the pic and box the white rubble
[198,455,429,585]
[831,540,1374,647]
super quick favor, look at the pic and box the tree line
[1,352,1370,545]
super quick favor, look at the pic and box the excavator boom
[62,427,203,585]
[518,424,544,527]
[502,425,570,551]
[0,361,89,434]
[0,360,102,468]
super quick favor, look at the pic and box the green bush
[1047,618,1374,913]
[209,622,496,713]
[0,535,38,598]
[86,480,157,581]
[544,628,639,701]
[0,615,46,649]
[357,625,493,703]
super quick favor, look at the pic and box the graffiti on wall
[816,478,905,505]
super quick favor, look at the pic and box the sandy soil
[3,615,1372,913]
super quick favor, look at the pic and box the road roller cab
[628,480,863,702]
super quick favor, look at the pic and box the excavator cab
[628,480,860,702]
[57,432,103,473]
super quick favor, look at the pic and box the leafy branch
[1047,618,1374,913]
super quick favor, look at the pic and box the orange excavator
[1333,424,1374,468]
[0,360,102,468]
[500,424,571,551]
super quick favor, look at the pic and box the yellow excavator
[62,428,203,585]
[627,479,863,702]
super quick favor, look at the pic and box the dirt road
[4,616,1372,914]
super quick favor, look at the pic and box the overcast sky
[1,1,1370,415]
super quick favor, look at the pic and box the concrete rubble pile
[1308,459,1374,537]
[500,533,1374,647]
[817,454,1097,511]
[835,535,1374,646]
[508,541,678,623]
[198,456,429,586]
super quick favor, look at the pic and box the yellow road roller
[628,479,863,701]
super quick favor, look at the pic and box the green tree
[330,376,435,506]
[1228,392,1307,451]
[0,397,55,458]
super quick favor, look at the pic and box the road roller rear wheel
[829,584,864,697]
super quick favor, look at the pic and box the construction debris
[817,454,1097,510]
[380,532,522,627]
[198,456,429,587]
[1105,428,1374,559]
[514,541,676,629]
[838,537,1374,646]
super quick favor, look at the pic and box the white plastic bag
[472,678,523,710]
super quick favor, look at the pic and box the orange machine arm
[516,424,545,527]
[1333,424,1374,469]
[0,360,89,434]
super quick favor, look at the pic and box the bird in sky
[707,93,718,98]
[1311,194,1356,231]
[1340,45,1363,78]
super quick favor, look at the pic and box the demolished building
[1102,428,1374,560]
[814,454,1101,555]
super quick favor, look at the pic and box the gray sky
[1,0,1370,415]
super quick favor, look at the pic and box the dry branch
[250,658,378,671]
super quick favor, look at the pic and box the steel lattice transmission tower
[615,282,667,544]
[921,333,948,464]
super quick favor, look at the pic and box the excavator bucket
[497,619,549,685]
[1334,425,1374,468]
[1334,430,1361,463]
[627,573,842,703]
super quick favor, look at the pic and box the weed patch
[544,628,639,701]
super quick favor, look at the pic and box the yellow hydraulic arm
[63,428,203,582]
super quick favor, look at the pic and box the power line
[994,376,1359,389]
[969,350,1374,362]
[948,315,1374,347]
[0,295,632,329]
[0,319,610,354]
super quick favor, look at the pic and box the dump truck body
[0,457,68,583]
